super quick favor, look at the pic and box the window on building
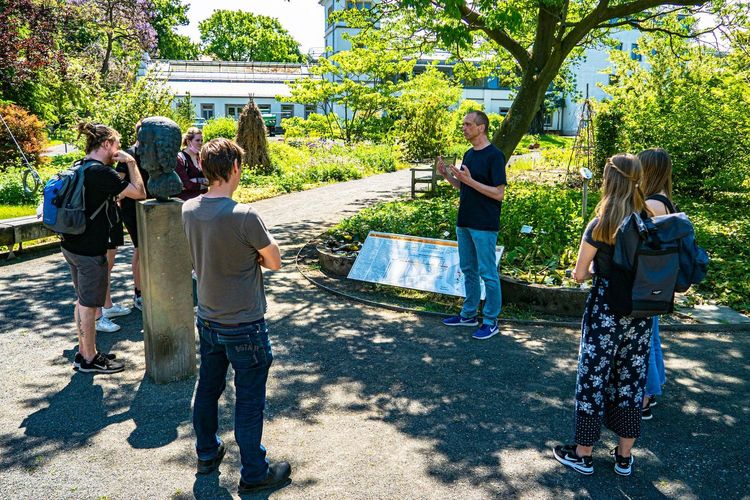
[327,6,333,24]
[544,113,553,128]
[281,104,295,120]
[616,42,623,51]
[499,108,510,117]
[304,105,316,118]
[200,104,214,121]
[257,104,271,114]
[347,1,372,9]
[225,104,244,120]
[631,43,642,61]
[462,76,485,88]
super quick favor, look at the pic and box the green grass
[516,134,575,152]
[0,205,36,219]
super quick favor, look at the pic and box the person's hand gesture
[112,150,135,165]
[451,164,472,184]
[436,155,448,178]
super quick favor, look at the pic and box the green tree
[151,0,200,60]
[281,47,413,142]
[199,10,303,62]
[365,0,733,159]
[91,75,177,147]
[393,66,462,160]
[600,29,750,198]
[68,0,157,78]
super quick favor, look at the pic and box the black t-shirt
[583,218,614,279]
[115,145,149,219]
[60,161,130,256]
[457,144,507,231]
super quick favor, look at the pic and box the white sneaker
[133,295,143,311]
[102,303,132,318]
[95,316,121,332]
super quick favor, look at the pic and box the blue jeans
[193,317,273,483]
[456,226,502,324]
[645,316,666,396]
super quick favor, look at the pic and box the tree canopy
[199,10,304,63]
[354,0,741,158]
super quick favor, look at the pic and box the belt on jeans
[198,317,265,329]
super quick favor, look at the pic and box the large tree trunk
[491,71,551,160]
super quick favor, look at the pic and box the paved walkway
[1,169,748,499]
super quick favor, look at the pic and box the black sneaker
[238,462,292,494]
[649,396,658,407]
[552,444,594,475]
[197,443,226,474]
[73,352,116,371]
[612,446,634,476]
[641,404,653,420]
[78,353,125,374]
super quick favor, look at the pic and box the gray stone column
[136,199,196,383]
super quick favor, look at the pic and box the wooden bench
[410,156,456,198]
[0,216,56,259]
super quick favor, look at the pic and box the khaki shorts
[62,248,108,308]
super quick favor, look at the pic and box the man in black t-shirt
[63,123,146,374]
[437,110,507,340]
[115,127,150,311]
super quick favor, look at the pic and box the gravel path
[1,168,748,499]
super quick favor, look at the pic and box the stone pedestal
[137,199,196,383]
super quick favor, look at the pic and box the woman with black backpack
[552,153,654,477]
[637,148,675,420]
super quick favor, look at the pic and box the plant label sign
[348,231,504,298]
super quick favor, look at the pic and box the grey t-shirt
[182,196,272,323]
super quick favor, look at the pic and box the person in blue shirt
[437,110,507,340]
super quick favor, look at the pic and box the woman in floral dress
[552,153,654,477]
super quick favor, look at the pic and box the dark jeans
[193,317,273,483]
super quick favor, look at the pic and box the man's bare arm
[257,239,282,270]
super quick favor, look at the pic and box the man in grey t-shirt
[182,138,291,494]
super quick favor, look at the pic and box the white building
[144,1,646,136]
[144,59,318,129]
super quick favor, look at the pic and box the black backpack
[606,201,708,318]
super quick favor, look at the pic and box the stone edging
[296,240,750,334]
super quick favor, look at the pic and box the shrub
[0,165,41,204]
[0,104,48,172]
[332,182,597,285]
[350,143,400,173]
[393,67,461,161]
[281,113,335,138]
[592,103,625,182]
[91,76,177,148]
[202,116,238,141]
[267,141,311,174]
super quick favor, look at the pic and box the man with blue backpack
[50,122,146,373]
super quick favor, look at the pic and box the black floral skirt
[573,277,653,446]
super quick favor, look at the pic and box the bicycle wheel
[22,168,42,195]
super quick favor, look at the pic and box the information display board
[347,231,504,298]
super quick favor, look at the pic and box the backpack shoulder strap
[647,194,677,214]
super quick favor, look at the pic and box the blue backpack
[42,159,108,236]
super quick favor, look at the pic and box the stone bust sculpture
[138,116,184,201]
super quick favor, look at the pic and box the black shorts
[62,248,108,308]
[108,220,124,249]
[121,210,139,248]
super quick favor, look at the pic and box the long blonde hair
[592,153,651,245]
